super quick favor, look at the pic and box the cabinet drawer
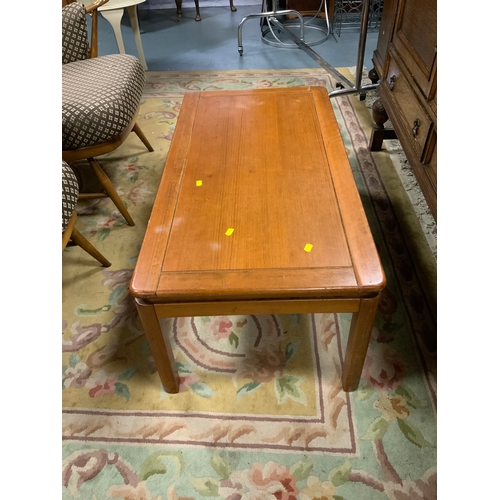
[384,53,432,159]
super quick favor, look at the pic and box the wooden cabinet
[370,0,437,220]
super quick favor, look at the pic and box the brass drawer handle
[389,75,396,91]
[412,118,420,137]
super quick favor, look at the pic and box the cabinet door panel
[392,0,436,97]
[372,0,398,75]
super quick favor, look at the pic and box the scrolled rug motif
[62,68,437,499]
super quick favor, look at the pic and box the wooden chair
[62,0,153,227]
[175,0,237,22]
[62,161,111,267]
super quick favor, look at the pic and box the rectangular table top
[130,86,385,303]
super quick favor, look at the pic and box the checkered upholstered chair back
[62,161,80,232]
[61,0,153,228]
[62,160,111,267]
[62,2,89,64]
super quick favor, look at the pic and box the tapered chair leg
[88,157,135,226]
[133,123,154,152]
[70,227,112,267]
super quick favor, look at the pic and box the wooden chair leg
[194,0,201,21]
[70,226,112,267]
[175,0,182,22]
[62,211,77,251]
[88,158,135,226]
[133,123,154,152]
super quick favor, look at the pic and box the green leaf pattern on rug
[355,381,376,401]
[118,366,138,381]
[113,382,130,402]
[74,304,111,316]
[397,419,434,448]
[211,453,232,481]
[395,384,422,409]
[190,476,220,496]
[357,333,435,449]
[236,380,262,400]
[285,341,299,363]
[360,389,434,447]
[289,457,314,481]
[138,451,185,481]
[228,331,239,349]
[176,361,194,373]
[328,459,352,486]
[275,374,307,405]
[362,416,389,441]
[115,382,130,401]
[190,382,217,398]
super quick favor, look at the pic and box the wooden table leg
[342,295,380,392]
[135,299,180,393]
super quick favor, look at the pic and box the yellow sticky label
[304,243,313,252]
[196,180,203,186]
[225,228,234,236]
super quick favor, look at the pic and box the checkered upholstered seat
[62,54,145,150]
[62,2,145,150]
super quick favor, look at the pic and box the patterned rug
[62,68,437,500]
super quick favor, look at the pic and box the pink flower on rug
[304,78,328,87]
[95,215,119,229]
[107,481,161,500]
[86,369,118,397]
[122,161,137,173]
[63,322,103,352]
[373,391,410,422]
[299,475,337,500]
[219,461,299,500]
[209,317,234,340]
[254,80,273,88]
[179,372,200,392]
[101,268,133,290]
[143,110,176,120]
[362,344,405,390]
[237,343,286,383]
[63,362,92,389]
[128,181,153,205]
[167,484,196,500]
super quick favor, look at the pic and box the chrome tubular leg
[238,13,273,55]
[238,0,306,54]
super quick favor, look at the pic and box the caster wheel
[335,82,344,89]
[359,92,366,101]
[238,47,243,56]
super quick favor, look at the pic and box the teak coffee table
[130,86,385,393]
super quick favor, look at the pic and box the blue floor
[95,2,379,72]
